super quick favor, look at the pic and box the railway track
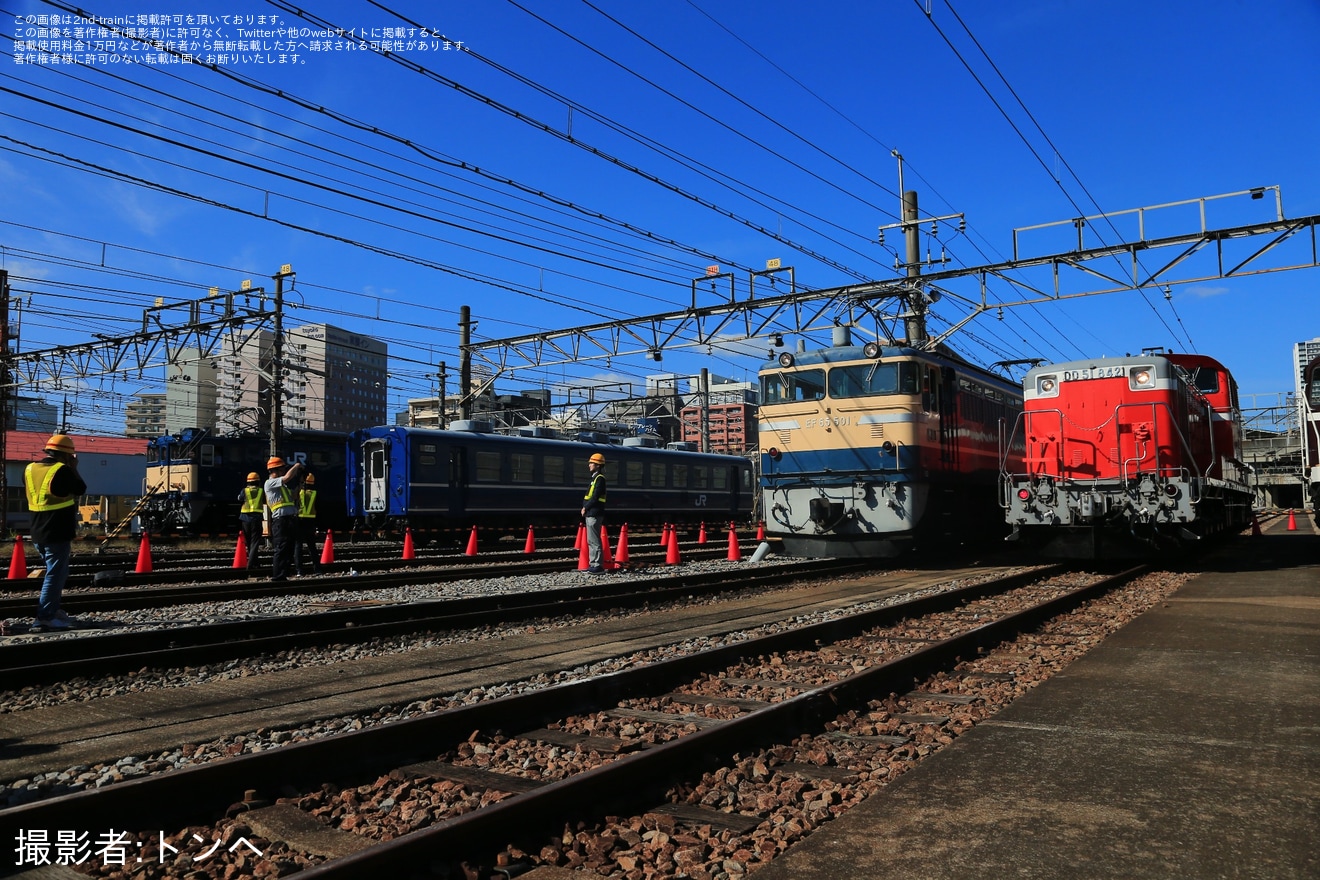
[0,558,869,689]
[0,563,1156,879]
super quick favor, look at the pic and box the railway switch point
[727,524,743,562]
[402,528,416,560]
[615,523,630,566]
[232,532,248,569]
[134,532,153,574]
[1287,509,1297,530]
[600,527,616,570]
[7,537,28,580]
[465,525,479,556]
[320,530,335,565]
[524,525,536,555]
[698,522,708,544]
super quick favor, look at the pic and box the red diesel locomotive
[1000,351,1254,557]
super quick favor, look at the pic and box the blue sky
[2,0,1317,435]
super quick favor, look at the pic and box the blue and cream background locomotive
[758,328,1023,557]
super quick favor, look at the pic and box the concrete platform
[754,527,1320,880]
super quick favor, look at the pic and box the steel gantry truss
[464,187,1320,383]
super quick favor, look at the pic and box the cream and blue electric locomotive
[759,328,1023,557]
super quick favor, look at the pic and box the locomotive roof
[1023,352,1228,382]
[761,343,1018,389]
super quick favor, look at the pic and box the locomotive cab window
[200,444,217,467]
[761,369,826,404]
[827,362,919,399]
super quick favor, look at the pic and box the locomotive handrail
[1115,401,1204,488]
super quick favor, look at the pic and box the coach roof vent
[666,441,699,451]
[516,426,558,439]
[622,436,661,448]
[450,420,494,433]
[577,431,611,443]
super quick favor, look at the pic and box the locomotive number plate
[1062,366,1125,381]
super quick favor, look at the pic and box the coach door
[364,438,389,513]
[939,367,960,467]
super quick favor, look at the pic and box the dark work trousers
[271,515,297,580]
[294,518,321,575]
[239,514,263,570]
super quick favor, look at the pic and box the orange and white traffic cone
[615,523,630,567]
[320,530,336,565]
[465,525,479,556]
[666,526,682,565]
[524,525,536,555]
[727,523,743,562]
[402,528,416,560]
[1287,509,1298,531]
[232,532,248,569]
[7,537,28,580]
[135,532,153,574]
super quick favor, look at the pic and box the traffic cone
[727,523,743,561]
[402,528,416,560]
[1251,514,1262,537]
[756,520,766,541]
[600,526,616,570]
[1287,509,1297,531]
[232,532,248,569]
[320,530,336,565]
[661,523,670,546]
[577,535,591,571]
[524,525,536,555]
[135,532,153,574]
[665,526,681,565]
[697,522,708,544]
[7,537,28,580]
[575,523,585,550]
[465,525,479,556]
[615,523,630,566]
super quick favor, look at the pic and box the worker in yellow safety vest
[237,471,265,571]
[25,434,88,630]
[294,472,322,576]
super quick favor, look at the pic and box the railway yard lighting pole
[270,264,294,460]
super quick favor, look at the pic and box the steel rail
[0,563,1088,848]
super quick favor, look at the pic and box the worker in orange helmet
[25,434,87,630]
[580,452,608,574]
[263,455,305,582]
[237,471,265,572]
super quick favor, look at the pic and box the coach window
[573,458,590,484]
[475,450,501,482]
[200,444,216,467]
[649,462,666,488]
[626,461,644,487]
[673,464,689,488]
[544,455,566,484]
[693,466,708,489]
[712,467,728,490]
[511,453,534,483]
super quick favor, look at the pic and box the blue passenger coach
[347,422,755,539]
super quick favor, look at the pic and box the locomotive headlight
[1130,366,1155,389]
[777,352,795,368]
[767,447,783,461]
[1036,375,1059,397]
